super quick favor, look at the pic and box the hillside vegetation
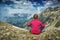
[0,21,60,40]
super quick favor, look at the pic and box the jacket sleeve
[27,20,32,26]
[40,22,46,27]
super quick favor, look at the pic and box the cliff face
[38,7,60,32]
[39,7,60,27]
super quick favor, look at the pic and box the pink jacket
[27,19,46,34]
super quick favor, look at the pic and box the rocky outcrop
[39,7,60,27]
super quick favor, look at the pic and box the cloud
[0,0,46,19]
[8,1,37,15]
[8,0,45,15]
[2,0,59,19]
[45,1,53,7]
[0,0,60,20]
[42,0,60,7]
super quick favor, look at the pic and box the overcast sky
[0,0,60,19]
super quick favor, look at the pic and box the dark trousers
[40,27,44,32]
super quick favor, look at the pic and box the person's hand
[45,22,48,25]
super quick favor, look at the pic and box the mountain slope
[0,21,60,40]
[39,7,60,27]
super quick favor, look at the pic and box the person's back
[27,14,46,35]
[30,19,42,34]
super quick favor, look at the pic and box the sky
[0,0,60,19]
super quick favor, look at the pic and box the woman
[27,14,48,35]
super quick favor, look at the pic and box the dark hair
[33,14,38,19]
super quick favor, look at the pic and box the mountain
[0,3,60,40]
[23,6,60,32]
[24,7,60,29]
[39,7,60,27]
[39,7,60,21]
[0,6,60,40]
[0,21,60,40]
[1,13,31,28]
